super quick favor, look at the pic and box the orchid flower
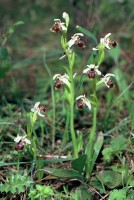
[83,64,101,78]
[68,33,83,49]
[76,95,91,110]
[14,135,31,145]
[101,73,115,88]
[93,33,112,51]
[31,102,45,117]
[53,73,70,88]
[50,19,67,33]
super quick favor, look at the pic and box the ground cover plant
[0,1,134,199]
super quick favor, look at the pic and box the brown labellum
[39,105,47,112]
[76,40,85,48]
[77,101,84,110]
[87,69,96,79]
[55,80,62,89]
[51,25,61,33]
[109,41,117,48]
[107,80,114,88]
[15,141,24,150]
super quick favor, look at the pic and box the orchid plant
[51,12,117,178]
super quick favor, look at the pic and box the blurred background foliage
[0,0,133,130]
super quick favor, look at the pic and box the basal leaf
[90,134,104,173]
[96,170,122,189]
[43,167,85,180]
[71,154,87,173]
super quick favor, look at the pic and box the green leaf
[109,189,127,200]
[110,136,127,151]
[96,170,122,189]
[0,47,8,60]
[102,147,113,162]
[90,177,106,194]
[76,25,98,44]
[71,154,87,173]
[43,167,85,180]
[91,134,104,173]
[127,189,134,200]
[0,174,32,194]
[72,185,92,200]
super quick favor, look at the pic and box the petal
[105,43,110,50]
[63,74,69,79]
[38,112,45,117]
[84,99,91,110]
[59,54,66,60]
[61,25,67,31]
[104,81,110,88]
[96,69,101,75]
[54,19,61,23]
[105,33,111,39]
[100,38,105,44]
[88,64,95,69]
[53,74,61,80]
[83,68,90,73]
[68,39,75,48]
[73,73,77,78]
[62,77,70,87]
[92,47,98,51]
[76,95,85,101]
[31,108,36,112]
[14,135,21,143]
[24,138,31,144]
[105,73,115,78]
[74,33,84,37]
[34,102,40,109]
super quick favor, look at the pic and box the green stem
[85,106,97,178]
[70,67,78,158]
